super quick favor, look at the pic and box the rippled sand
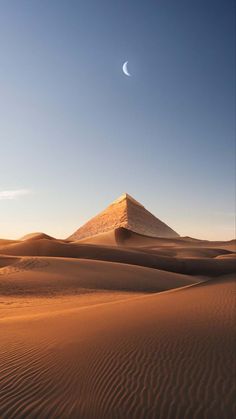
[0,276,235,418]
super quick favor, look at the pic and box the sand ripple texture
[0,277,235,419]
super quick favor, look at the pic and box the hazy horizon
[0,0,235,240]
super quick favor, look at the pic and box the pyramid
[68,193,179,241]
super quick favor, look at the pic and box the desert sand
[0,228,235,418]
[0,195,235,418]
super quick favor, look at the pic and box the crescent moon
[122,61,131,77]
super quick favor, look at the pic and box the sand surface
[0,230,235,418]
[0,276,235,418]
[1,234,235,277]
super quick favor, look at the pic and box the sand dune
[215,253,236,259]
[0,256,198,296]
[0,236,235,276]
[0,255,19,268]
[75,227,236,250]
[0,276,235,418]
[20,232,55,241]
[0,239,19,247]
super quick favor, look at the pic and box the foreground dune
[0,275,235,418]
[0,257,198,297]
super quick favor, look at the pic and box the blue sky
[0,0,235,240]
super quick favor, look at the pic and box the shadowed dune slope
[0,257,198,296]
[0,276,235,419]
[76,227,236,250]
[216,253,236,259]
[0,256,19,268]
[0,237,235,276]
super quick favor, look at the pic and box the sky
[0,0,235,240]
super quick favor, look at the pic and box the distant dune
[0,232,235,277]
[20,232,55,241]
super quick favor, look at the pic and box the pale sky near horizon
[0,0,235,240]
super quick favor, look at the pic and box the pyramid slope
[68,193,179,241]
[126,196,179,238]
[68,193,128,241]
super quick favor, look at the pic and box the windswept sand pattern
[0,277,235,419]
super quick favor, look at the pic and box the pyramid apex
[112,193,144,207]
